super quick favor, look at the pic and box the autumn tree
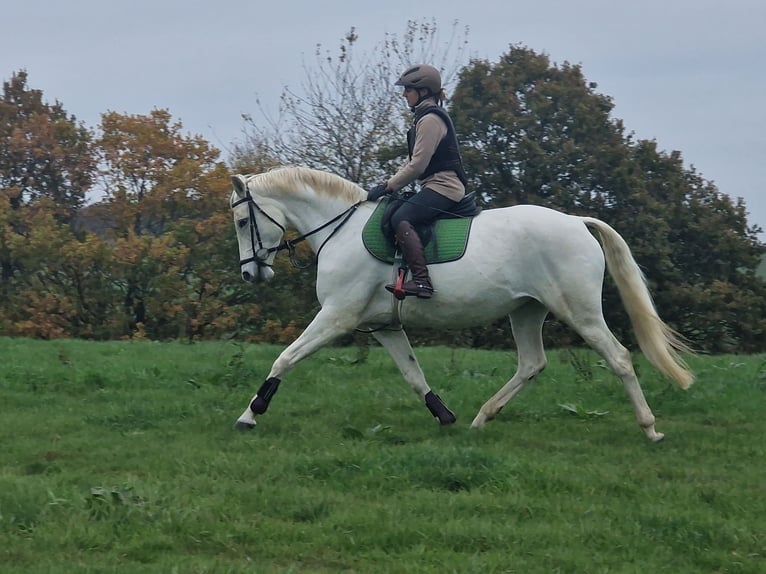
[1,107,256,341]
[0,70,95,304]
[0,84,315,342]
[0,70,95,219]
[96,109,224,236]
[0,199,124,339]
[88,109,257,338]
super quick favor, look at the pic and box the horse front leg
[235,308,356,429]
[372,329,456,425]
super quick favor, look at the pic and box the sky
[3,0,764,241]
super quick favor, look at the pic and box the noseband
[232,184,362,270]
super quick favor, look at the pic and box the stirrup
[386,266,408,300]
[385,281,433,299]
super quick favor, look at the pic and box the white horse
[230,166,693,441]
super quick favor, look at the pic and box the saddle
[362,192,481,264]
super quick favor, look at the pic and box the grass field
[1,338,764,573]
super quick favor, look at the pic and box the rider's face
[403,87,420,107]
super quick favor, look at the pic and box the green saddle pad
[362,198,473,264]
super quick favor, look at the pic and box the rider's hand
[366,183,390,202]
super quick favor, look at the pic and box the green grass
[1,338,764,573]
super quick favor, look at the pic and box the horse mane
[247,166,365,203]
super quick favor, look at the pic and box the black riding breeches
[389,187,459,230]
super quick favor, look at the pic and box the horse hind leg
[472,302,548,428]
[571,318,664,442]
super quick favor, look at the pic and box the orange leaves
[1,71,95,216]
[13,291,77,340]
[0,77,308,344]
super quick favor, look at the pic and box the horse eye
[237,218,248,229]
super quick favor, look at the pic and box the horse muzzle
[240,247,276,283]
[241,264,275,283]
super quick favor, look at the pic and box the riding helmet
[395,64,442,94]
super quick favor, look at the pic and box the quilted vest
[406,105,468,186]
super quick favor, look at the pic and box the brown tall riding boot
[385,221,434,299]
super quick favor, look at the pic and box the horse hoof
[470,411,492,428]
[641,424,664,442]
[235,420,256,431]
[648,431,665,443]
[439,411,457,426]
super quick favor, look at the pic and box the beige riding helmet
[395,64,442,94]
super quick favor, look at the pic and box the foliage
[0,70,96,303]
[0,339,764,573]
[0,70,95,219]
[0,201,115,339]
[0,76,322,342]
[451,46,624,211]
[449,46,766,352]
[0,82,252,341]
[96,109,224,236]
[2,37,765,353]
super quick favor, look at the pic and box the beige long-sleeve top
[386,100,465,202]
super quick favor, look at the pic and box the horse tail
[581,217,694,389]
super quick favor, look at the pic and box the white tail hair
[582,217,694,389]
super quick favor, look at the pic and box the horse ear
[231,174,247,198]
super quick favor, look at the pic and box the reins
[232,185,362,270]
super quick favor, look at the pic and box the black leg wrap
[424,391,457,425]
[250,377,281,415]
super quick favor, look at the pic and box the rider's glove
[366,183,390,202]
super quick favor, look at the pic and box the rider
[367,64,468,299]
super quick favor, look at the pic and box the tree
[449,46,766,352]
[92,109,255,338]
[0,201,121,339]
[235,19,469,186]
[0,71,95,307]
[450,47,628,211]
[96,109,224,236]
[627,143,766,350]
[0,93,319,342]
[0,70,95,219]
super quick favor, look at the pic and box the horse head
[230,174,287,283]
[230,167,367,284]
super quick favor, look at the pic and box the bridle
[231,183,363,270]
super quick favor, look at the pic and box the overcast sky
[3,0,764,240]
